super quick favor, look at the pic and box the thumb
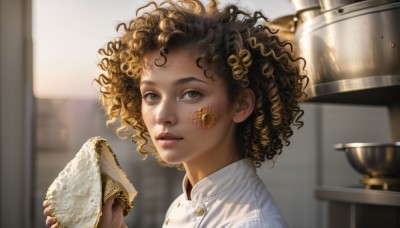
[111,198,125,226]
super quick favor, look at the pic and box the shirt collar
[182,158,256,201]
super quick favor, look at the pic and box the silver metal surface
[306,74,400,98]
[315,186,400,206]
[389,102,400,141]
[289,0,320,13]
[271,15,296,42]
[295,1,400,104]
[297,8,321,25]
[335,142,400,148]
[319,0,361,11]
[335,142,400,177]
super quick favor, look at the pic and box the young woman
[44,0,307,227]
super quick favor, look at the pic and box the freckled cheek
[141,108,155,127]
[188,105,220,129]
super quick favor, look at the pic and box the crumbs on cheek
[189,106,217,129]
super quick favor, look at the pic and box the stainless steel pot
[319,0,361,11]
[271,15,296,42]
[295,0,400,105]
[335,142,400,177]
[289,0,320,13]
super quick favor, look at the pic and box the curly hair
[96,0,308,168]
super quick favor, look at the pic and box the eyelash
[142,92,160,102]
[181,90,202,100]
[141,89,203,103]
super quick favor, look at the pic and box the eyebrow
[140,76,209,86]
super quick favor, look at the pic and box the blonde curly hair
[96,0,308,167]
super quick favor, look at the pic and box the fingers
[43,200,58,227]
[103,197,115,216]
[43,200,49,208]
[45,216,57,227]
[43,198,127,228]
[98,198,126,228]
[104,198,125,216]
[113,198,125,214]
[43,206,52,216]
[112,199,125,228]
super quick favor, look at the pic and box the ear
[232,88,255,123]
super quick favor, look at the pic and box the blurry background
[0,0,391,227]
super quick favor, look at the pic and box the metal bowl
[335,142,400,177]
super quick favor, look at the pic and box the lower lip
[157,139,182,148]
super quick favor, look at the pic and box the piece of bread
[46,136,137,228]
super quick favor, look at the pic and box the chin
[158,152,185,165]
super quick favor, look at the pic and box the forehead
[144,49,194,66]
[139,49,230,92]
[141,49,204,80]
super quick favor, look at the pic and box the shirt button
[196,207,205,216]
[177,202,180,207]
[165,218,170,225]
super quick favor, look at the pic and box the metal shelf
[315,186,400,206]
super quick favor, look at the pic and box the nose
[155,99,177,126]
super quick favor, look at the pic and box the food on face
[190,106,217,129]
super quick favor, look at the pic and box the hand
[43,199,127,228]
[43,200,58,228]
[98,198,127,228]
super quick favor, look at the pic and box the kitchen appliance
[270,15,296,42]
[289,0,320,13]
[295,0,400,106]
[334,142,400,190]
[319,0,363,11]
[287,0,400,227]
[288,0,321,29]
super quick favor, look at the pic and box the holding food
[45,137,137,228]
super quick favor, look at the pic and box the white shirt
[162,158,288,228]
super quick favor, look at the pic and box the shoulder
[236,176,288,227]
[234,217,289,228]
[219,176,288,227]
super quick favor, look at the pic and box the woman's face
[140,49,238,165]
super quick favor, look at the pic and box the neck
[183,148,241,200]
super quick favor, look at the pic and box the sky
[33,0,295,99]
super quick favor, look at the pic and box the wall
[258,104,320,228]
[260,103,391,228]
[0,0,34,227]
